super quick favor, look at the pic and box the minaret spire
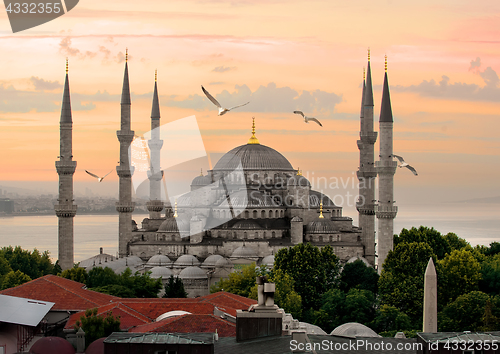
[55,58,77,270]
[116,50,135,258]
[356,49,378,267]
[375,55,398,273]
[146,70,164,219]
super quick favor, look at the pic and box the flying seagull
[201,85,249,116]
[85,170,113,182]
[392,155,418,176]
[293,111,323,127]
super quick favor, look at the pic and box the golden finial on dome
[173,199,178,218]
[200,168,203,176]
[155,69,157,82]
[126,48,128,62]
[297,168,302,176]
[247,117,260,144]
[363,67,365,80]
[385,55,387,72]
[66,58,68,74]
[368,48,370,62]
[319,200,324,219]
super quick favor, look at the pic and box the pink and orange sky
[1,0,500,208]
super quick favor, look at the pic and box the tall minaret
[356,49,378,266]
[55,59,77,270]
[116,50,135,257]
[146,70,164,219]
[375,55,398,273]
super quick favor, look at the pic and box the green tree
[0,246,54,279]
[314,289,345,333]
[120,268,162,298]
[479,253,500,295]
[163,276,188,298]
[340,259,379,293]
[394,226,450,259]
[443,232,469,252]
[439,249,481,304]
[343,289,376,325]
[59,267,89,284]
[75,308,121,348]
[378,242,435,326]
[438,291,490,331]
[267,269,302,319]
[274,243,340,310]
[0,256,12,286]
[210,263,263,298]
[90,284,135,298]
[1,270,32,290]
[86,267,120,288]
[371,304,412,333]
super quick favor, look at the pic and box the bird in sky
[293,111,323,127]
[201,85,249,116]
[392,155,418,176]
[85,170,113,182]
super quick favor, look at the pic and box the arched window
[272,231,276,238]
[255,232,258,239]
[253,210,258,219]
[269,210,273,218]
[244,232,248,239]
[261,210,265,218]
[245,210,249,219]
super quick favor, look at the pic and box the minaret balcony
[357,168,377,179]
[55,161,77,175]
[356,140,363,150]
[375,205,398,219]
[54,204,77,217]
[116,165,135,177]
[148,140,164,150]
[375,161,397,175]
[116,202,135,213]
[116,130,135,143]
[147,169,163,181]
[360,132,378,144]
[147,200,164,212]
[356,203,376,215]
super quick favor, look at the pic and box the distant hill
[453,196,500,204]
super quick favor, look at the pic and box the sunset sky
[1,0,500,209]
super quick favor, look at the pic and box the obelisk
[423,257,437,332]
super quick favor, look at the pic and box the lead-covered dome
[330,322,380,337]
[174,254,201,267]
[191,175,211,186]
[179,266,208,279]
[288,175,311,187]
[213,144,294,172]
[306,220,336,234]
[231,244,258,258]
[147,254,172,267]
[149,266,173,279]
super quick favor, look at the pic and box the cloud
[212,66,236,73]
[59,37,80,56]
[392,61,500,102]
[164,83,342,115]
[30,77,62,91]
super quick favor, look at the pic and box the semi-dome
[232,220,262,229]
[85,337,105,354]
[231,244,258,258]
[330,322,380,338]
[306,220,336,234]
[174,254,201,267]
[261,255,274,267]
[30,337,75,354]
[201,254,224,268]
[179,266,208,279]
[309,190,336,207]
[214,143,294,172]
[158,217,189,232]
[191,175,211,186]
[147,254,172,267]
[218,189,280,208]
[149,266,173,279]
[288,175,311,187]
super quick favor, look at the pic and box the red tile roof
[129,314,236,337]
[116,300,214,320]
[197,291,257,317]
[0,275,117,311]
[65,303,151,331]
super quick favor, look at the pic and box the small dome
[306,220,336,234]
[330,322,380,338]
[232,220,262,230]
[149,266,173,279]
[215,257,233,268]
[156,310,191,322]
[309,190,336,207]
[261,255,274,267]
[218,189,280,208]
[288,175,311,187]
[201,254,224,268]
[147,254,172,267]
[179,266,208,279]
[291,216,303,222]
[346,256,371,267]
[85,337,105,354]
[30,337,75,354]
[231,244,258,258]
[174,254,201,267]
[191,175,211,186]
[158,217,189,232]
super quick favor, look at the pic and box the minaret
[375,55,398,273]
[146,70,164,219]
[423,257,438,332]
[356,49,378,266]
[55,59,77,270]
[116,49,135,258]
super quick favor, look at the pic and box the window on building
[0,345,5,354]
